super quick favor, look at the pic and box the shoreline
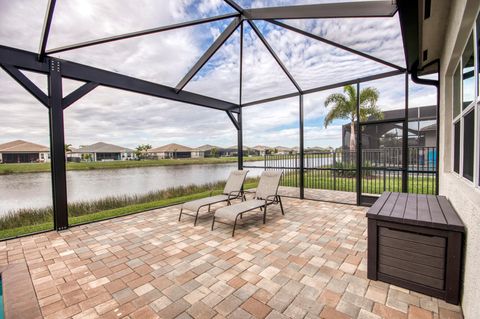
[0,156,265,175]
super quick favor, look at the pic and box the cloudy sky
[0,0,436,149]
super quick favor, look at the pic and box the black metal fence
[244,147,436,196]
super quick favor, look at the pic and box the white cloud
[0,1,437,149]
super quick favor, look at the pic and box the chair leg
[208,204,211,212]
[232,215,239,237]
[278,196,285,215]
[194,208,200,226]
[211,216,215,231]
[263,205,267,224]
[178,208,183,222]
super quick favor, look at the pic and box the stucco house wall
[438,0,480,318]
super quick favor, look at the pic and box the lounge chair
[178,170,248,226]
[211,171,284,236]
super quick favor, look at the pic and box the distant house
[305,146,331,153]
[72,142,135,161]
[252,145,271,156]
[193,145,220,158]
[221,145,238,157]
[66,147,82,162]
[219,145,259,157]
[148,143,193,159]
[0,140,50,163]
[418,123,437,148]
[341,105,437,150]
[274,146,293,155]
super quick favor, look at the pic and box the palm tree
[135,144,152,160]
[324,84,382,150]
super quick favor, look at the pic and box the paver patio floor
[0,197,463,319]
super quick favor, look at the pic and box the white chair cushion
[214,199,265,221]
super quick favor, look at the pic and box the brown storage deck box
[367,192,465,304]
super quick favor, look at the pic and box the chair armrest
[227,190,241,199]
[265,194,278,205]
[243,190,256,199]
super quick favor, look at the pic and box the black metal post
[356,82,361,205]
[48,59,68,230]
[435,92,440,193]
[237,109,243,170]
[237,21,244,171]
[435,61,440,195]
[299,94,305,199]
[402,71,409,193]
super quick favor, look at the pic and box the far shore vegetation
[0,156,264,175]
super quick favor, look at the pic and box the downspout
[411,59,441,194]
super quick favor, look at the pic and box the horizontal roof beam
[242,92,300,107]
[242,69,404,107]
[245,1,397,19]
[0,45,49,73]
[0,45,239,113]
[60,59,239,112]
[302,70,404,95]
[46,13,239,55]
[269,20,405,72]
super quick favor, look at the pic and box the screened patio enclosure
[0,0,438,231]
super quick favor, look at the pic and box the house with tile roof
[72,142,136,161]
[192,144,221,158]
[0,140,50,163]
[148,143,194,159]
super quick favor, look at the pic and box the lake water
[0,157,334,215]
[0,162,265,214]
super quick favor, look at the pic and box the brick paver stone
[0,197,464,319]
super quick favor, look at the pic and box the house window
[463,110,475,181]
[477,14,480,187]
[478,13,480,94]
[452,24,478,185]
[454,66,461,118]
[454,121,460,173]
[462,33,475,109]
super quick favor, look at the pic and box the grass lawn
[280,171,436,194]
[0,156,264,175]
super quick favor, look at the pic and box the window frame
[452,25,479,188]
